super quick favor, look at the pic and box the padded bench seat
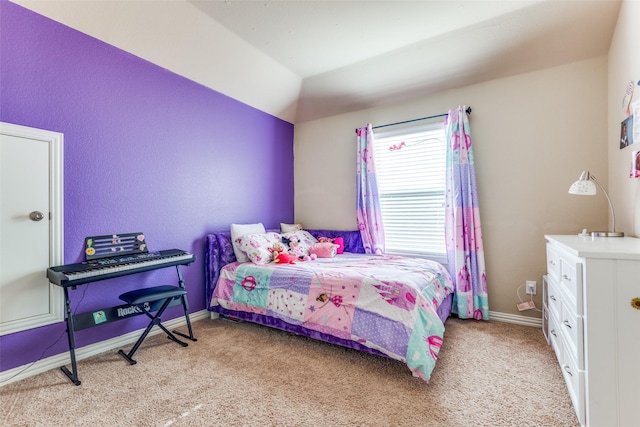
[117,285,191,365]
[119,285,186,305]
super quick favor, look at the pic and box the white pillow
[280,222,303,232]
[230,223,265,263]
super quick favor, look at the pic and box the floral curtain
[356,124,385,254]
[444,106,489,320]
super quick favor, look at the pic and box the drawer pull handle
[563,365,573,376]
[549,260,556,266]
[563,320,572,329]
[550,329,557,337]
[562,274,571,281]
[550,295,557,301]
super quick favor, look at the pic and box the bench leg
[172,293,197,342]
[117,298,187,365]
[157,321,188,347]
[172,267,197,342]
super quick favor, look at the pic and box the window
[373,122,446,263]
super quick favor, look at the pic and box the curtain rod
[355,106,472,133]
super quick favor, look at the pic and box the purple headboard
[204,229,364,310]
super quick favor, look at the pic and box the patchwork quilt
[211,253,454,381]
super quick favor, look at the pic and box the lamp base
[591,231,625,237]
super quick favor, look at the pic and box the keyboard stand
[56,262,195,386]
[60,286,81,385]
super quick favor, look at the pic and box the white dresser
[544,235,640,427]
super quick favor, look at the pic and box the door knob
[29,211,45,221]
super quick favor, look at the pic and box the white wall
[608,0,640,237]
[294,57,608,318]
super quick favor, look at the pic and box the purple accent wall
[0,1,294,372]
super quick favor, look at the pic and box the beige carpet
[1,317,579,426]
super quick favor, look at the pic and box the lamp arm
[590,175,616,233]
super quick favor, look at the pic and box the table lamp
[568,171,623,237]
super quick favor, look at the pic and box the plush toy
[309,242,339,258]
[273,252,298,264]
[283,235,307,258]
[271,241,287,254]
[300,253,318,262]
[269,241,287,261]
[318,236,344,253]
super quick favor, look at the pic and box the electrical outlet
[526,280,537,295]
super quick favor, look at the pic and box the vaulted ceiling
[13,0,622,123]
[191,0,622,122]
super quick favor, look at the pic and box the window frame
[372,121,447,265]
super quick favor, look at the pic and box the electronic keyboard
[47,249,195,287]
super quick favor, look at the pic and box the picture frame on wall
[631,150,640,178]
[620,115,634,149]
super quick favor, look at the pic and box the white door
[0,122,63,335]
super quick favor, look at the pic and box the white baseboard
[0,309,210,387]
[489,310,542,328]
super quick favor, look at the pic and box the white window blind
[373,123,446,261]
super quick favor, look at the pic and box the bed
[205,228,454,381]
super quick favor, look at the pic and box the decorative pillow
[333,237,345,254]
[318,236,345,254]
[230,223,265,263]
[309,242,339,258]
[280,223,303,233]
[281,230,317,257]
[237,232,283,265]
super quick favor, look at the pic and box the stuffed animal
[300,253,318,262]
[273,252,298,264]
[283,235,306,258]
[269,241,287,261]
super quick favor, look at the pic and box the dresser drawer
[548,309,563,363]
[560,332,586,426]
[546,244,560,280]
[547,279,562,321]
[559,256,583,313]
[559,299,584,369]
[542,304,550,344]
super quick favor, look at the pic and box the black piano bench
[117,285,190,365]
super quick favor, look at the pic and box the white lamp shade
[568,178,596,195]
[566,170,623,237]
